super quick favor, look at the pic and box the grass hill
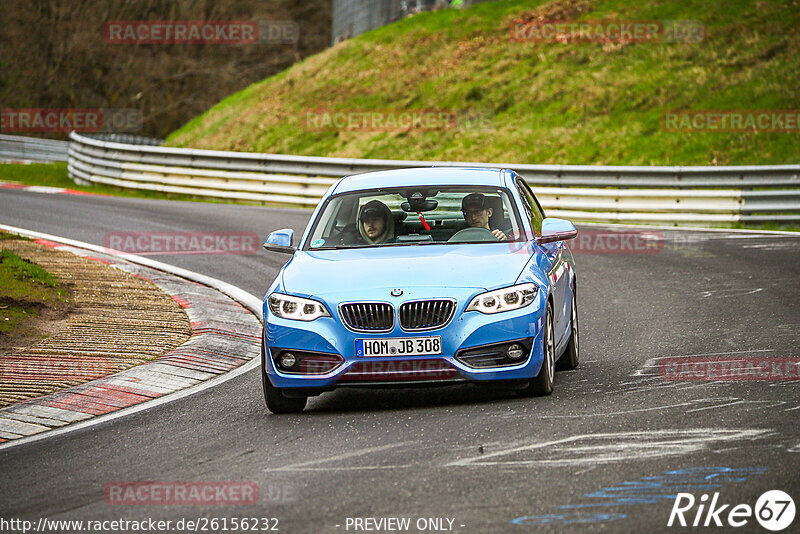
[166,0,800,166]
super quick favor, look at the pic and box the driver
[461,193,507,241]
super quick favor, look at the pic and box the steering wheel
[447,227,498,243]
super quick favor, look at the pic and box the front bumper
[263,294,546,389]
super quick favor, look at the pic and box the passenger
[461,193,507,241]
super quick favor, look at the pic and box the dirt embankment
[0,238,192,407]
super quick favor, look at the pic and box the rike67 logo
[668,490,795,531]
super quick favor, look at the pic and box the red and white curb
[0,225,263,450]
[0,180,106,196]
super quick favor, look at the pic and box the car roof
[331,167,510,194]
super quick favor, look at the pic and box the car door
[516,178,570,347]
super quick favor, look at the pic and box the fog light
[507,343,524,360]
[280,352,297,369]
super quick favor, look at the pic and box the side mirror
[537,218,577,244]
[263,229,296,254]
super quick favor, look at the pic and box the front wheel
[556,286,579,371]
[261,332,307,414]
[519,302,555,397]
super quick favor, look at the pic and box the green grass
[0,163,72,189]
[166,0,800,166]
[0,240,70,335]
[0,163,231,204]
[0,232,30,241]
[730,221,800,232]
[0,163,311,208]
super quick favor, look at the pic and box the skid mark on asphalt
[258,430,775,472]
[617,380,721,395]
[684,398,786,413]
[532,398,781,418]
[623,348,800,393]
[445,429,773,467]
[741,241,800,250]
[632,349,775,378]
[536,402,698,418]
[263,442,412,472]
[701,288,763,298]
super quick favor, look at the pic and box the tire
[519,302,555,397]
[556,285,579,371]
[261,332,307,414]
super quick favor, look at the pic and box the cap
[359,201,387,221]
[461,193,487,212]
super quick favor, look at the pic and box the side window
[516,183,533,228]
[516,179,544,236]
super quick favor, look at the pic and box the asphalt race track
[1,188,799,533]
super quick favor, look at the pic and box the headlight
[465,283,538,314]
[268,293,330,321]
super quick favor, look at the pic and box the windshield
[305,187,524,250]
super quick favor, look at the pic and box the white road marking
[445,429,772,467]
[23,186,68,194]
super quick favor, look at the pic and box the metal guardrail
[0,135,69,163]
[83,133,163,146]
[0,134,162,163]
[67,132,800,224]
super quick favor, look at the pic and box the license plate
[356,337,442,357]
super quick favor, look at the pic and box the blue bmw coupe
[261,167,579,413]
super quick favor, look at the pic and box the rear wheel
[261,332,307,414]
[557,286,579,371]
[519,302,555,397]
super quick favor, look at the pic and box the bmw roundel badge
[390,289,403,297]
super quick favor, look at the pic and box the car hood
[280,243,533,300]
